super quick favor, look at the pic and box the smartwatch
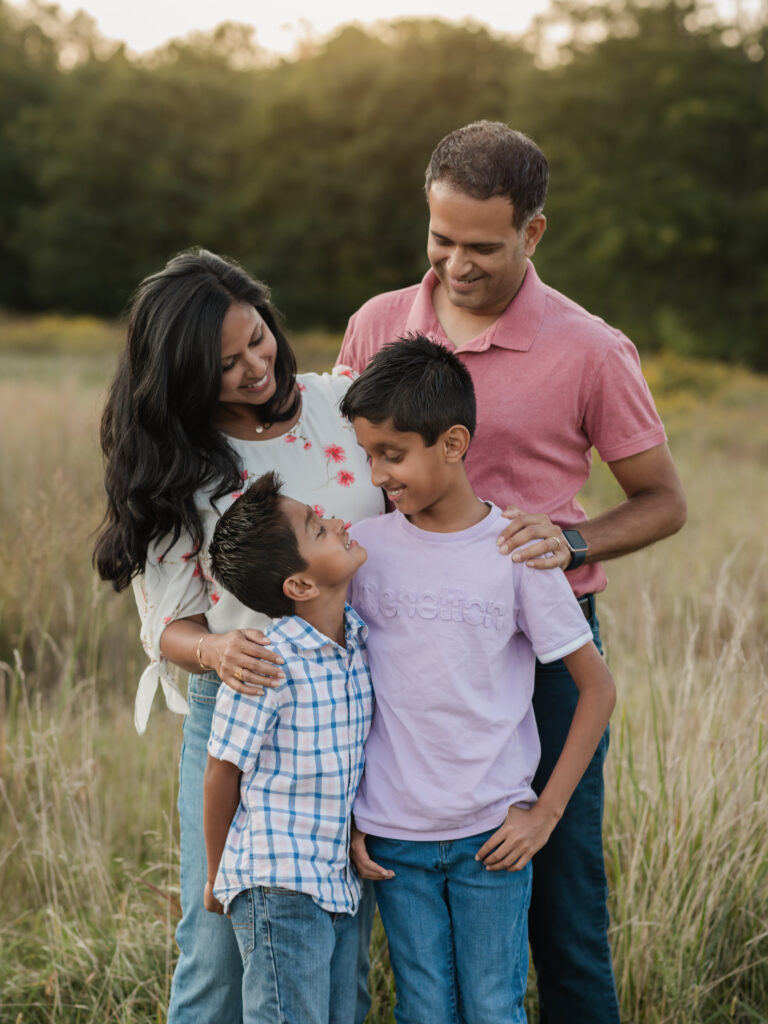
[562,528,588,571]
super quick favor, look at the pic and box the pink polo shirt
[339,263,667,597]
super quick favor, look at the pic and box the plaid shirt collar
[268,604,368,652]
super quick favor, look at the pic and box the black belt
[577,594,595,620]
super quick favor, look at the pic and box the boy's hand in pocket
[350,824,395,881]
[475,804,558,871]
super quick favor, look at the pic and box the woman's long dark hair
[94,248,299,592]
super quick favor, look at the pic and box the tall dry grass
[1,343,767,1022]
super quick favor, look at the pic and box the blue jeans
[368,831,532,1024]
[529,604,620,1023]
[229,886,362,1024]
[167,673,372,1024]
[168,673,243,1024]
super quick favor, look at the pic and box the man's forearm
[577,482,687,565]
[576,442,687,565]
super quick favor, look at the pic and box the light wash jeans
[167,672,243,1024]
[229,886,362,1024]
[167,672,373,1024]
[368,829,532,1024]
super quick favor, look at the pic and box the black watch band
[563,529,588,571]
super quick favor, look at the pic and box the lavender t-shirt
[349,504,593,841]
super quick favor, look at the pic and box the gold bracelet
[196,633,210,671]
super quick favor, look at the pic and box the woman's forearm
[159,616,284,690]
[159,615,212,674]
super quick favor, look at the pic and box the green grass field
[1,321,767,1022]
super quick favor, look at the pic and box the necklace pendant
[254,424,265,434]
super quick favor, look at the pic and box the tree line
[1,0,766,368]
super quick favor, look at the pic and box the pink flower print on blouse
[313,504,326,517]
[298,382,307,392]
[335,366,356,380]
[336,470,355,487]
[210,592,221,604]
[285,424,313,448]
[324,444,346,464]
[241,470,249,480]
[231,492,243,500]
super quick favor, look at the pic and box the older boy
[340,336,616,1023]
[203,470,372,1024]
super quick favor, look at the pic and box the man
[338,121,686,1022]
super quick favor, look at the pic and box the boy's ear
[283,573,320,604]
[442,424,471,462]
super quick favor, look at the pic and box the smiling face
[427,182,546,319]
[218,300,278,409]
[352,416,459,518]
[282,497,367,590]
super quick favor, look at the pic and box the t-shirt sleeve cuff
[536,629,594,664]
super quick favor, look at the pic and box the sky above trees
[31,0,766,56]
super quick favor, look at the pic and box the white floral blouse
[131,370,384,734]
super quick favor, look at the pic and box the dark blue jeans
[529,607,620,1023]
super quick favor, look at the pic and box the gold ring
[552,537,561,550]
[234,668,243,681]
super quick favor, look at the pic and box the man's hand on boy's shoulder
[350,824,395,881]
[496,505,572,570]
[204,880,225,916]
[475,804,560,872]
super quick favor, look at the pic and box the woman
[95,248,384,1023]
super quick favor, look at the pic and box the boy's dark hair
[339,333,476,446]
[209,471,307,619]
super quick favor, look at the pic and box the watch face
[563,529,588,553]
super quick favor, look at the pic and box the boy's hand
[350,825,395,881]
[204,880,225,915]
[475,804,559,871]
[496,505,571,570]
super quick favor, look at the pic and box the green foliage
[0,0,766,365]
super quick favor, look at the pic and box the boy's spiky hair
[339,333,476,446]
[209,470,307,619]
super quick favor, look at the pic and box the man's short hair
[209,471,307,619]
[339,333,476,447]
[425,120,549,228]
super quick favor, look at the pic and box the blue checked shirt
[208,605,373,914]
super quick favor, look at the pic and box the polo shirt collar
[405,261,547,353]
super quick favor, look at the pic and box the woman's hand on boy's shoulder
[475,804,559,872]
[350,824,395,881]
[214,628,286,696]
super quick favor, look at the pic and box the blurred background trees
[1,0,766,367]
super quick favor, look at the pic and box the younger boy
[339,335,617,1024]
[203,470,372,1024]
